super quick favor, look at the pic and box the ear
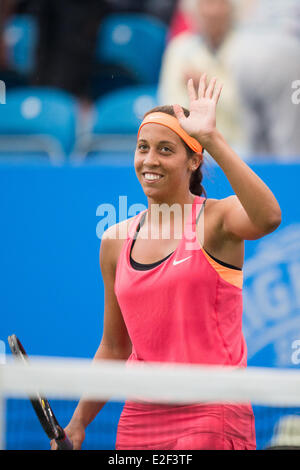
[188,152,203,171]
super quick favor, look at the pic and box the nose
[143,148,160,167]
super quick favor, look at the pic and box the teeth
[144,173,161,181]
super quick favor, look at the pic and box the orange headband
[137,112,203,155]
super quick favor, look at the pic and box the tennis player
[51,74,281,450]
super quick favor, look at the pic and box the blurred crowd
[160,0,300,159]
[0,0,176,102]
[0,0,300,160]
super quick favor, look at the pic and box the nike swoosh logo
[173,256,192,266]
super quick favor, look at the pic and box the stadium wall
[0,160,299,369]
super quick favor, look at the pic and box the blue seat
[4,15,38,75]
[93,85,159,134]
[96,14,167,85]
[0,87,77,162]
[75,86,158,158]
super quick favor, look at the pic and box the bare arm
[52,229,131,449]
[203,131,281,240]
[174,75,282,241]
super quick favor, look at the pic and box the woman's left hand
[173,74,223,146]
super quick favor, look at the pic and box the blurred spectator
[105,0,178,26]
[235,0,300,38]
[158,0,245,152]
[7,0,177,106]
[231,0,300,160]
[0,0,15,68]
[18,0,106,107]
[265,415,300,450]
[168,0,197,40]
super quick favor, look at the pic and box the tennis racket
[7,334,73,450]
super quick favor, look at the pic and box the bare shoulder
[203,197,225,227]
[101,217,135,241]
[100,216,137,270]
[204,196,239,223]
[205,195,238,211]
[203,196,242,243]
[201,196,245,268]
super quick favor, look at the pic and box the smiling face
[135,123,199,204]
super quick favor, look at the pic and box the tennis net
[1,358,300,450]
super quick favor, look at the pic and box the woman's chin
[142,186,166,200]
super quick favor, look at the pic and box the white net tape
[1,358,300,406]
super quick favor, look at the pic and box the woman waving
[54,75,281,451]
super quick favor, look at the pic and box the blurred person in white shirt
[158,0,246,154]
[231,0,300,160]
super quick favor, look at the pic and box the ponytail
[189,161,206,197]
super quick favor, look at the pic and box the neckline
[128,196,204,271]
[130,211,175,270]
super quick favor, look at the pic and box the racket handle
[56,433,73,450]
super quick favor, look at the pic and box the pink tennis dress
[114,196,256,450]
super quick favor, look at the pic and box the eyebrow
[138,139,176,146]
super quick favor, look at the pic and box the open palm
[173,74,223,145]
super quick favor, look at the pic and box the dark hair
[143,106,206,198]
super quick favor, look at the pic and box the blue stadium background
[1,160,300,450]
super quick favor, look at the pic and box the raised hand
[173,74,223,146]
